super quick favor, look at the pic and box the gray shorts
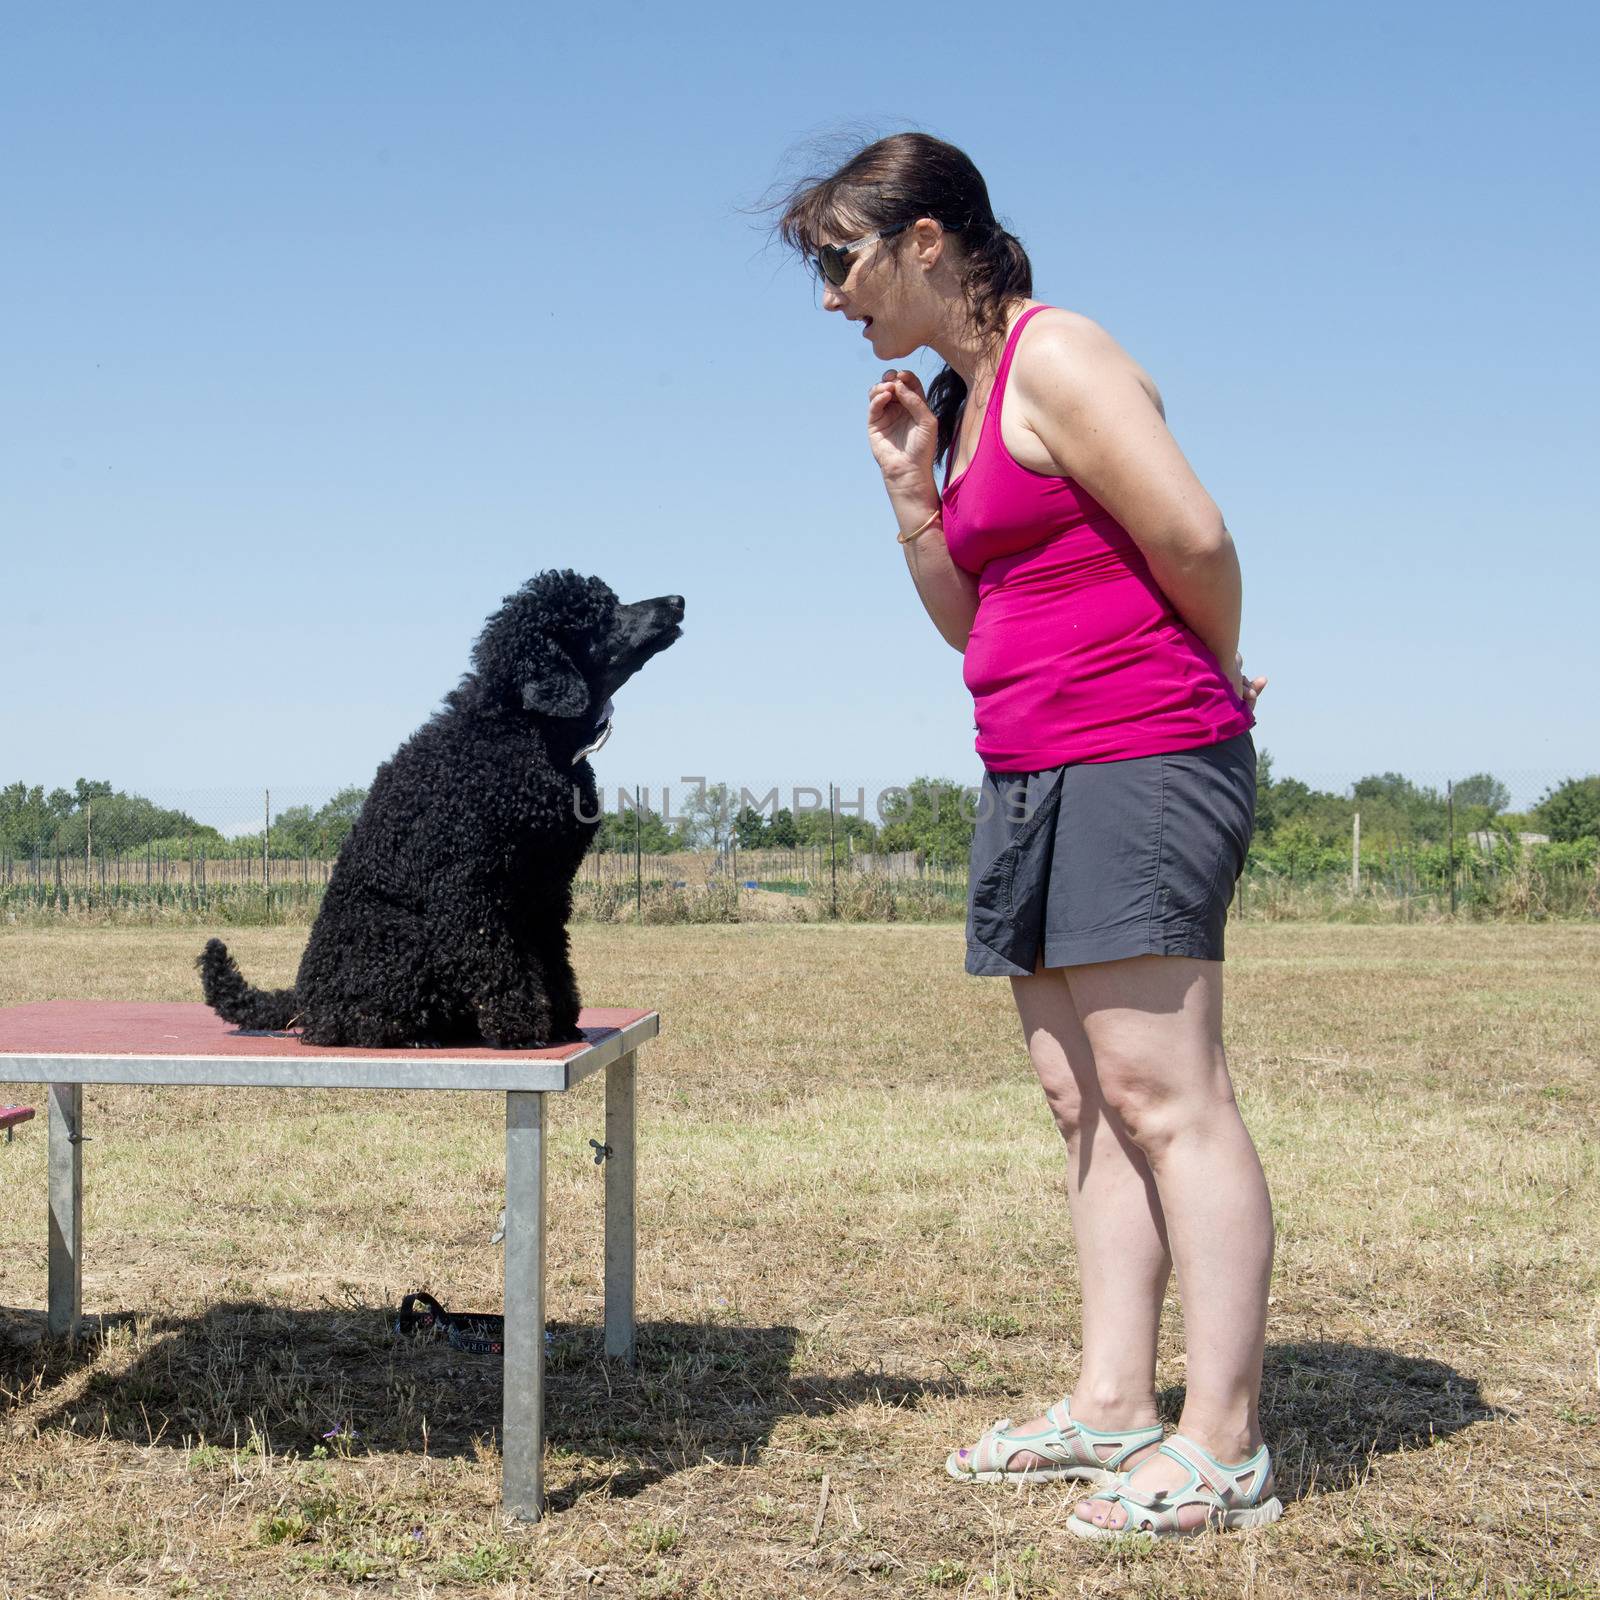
[965,731,1256,976]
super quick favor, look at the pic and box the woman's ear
[519,639,590,717]
[912,216,945,269]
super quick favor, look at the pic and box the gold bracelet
[897,506,942,544]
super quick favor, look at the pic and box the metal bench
[0,999,659,1521]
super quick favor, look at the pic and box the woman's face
[817,224,920,359]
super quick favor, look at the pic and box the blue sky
[2,0,1594,832]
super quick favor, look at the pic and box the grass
[0,920,1596,1597]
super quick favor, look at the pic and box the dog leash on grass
[394,1292,505,1356]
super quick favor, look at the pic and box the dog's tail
[196,938,300,1030]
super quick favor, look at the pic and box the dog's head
[468,569,685,726]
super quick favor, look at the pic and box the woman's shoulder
[1008,304,1166,420]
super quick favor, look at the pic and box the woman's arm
[1008,315,1246,683]
[868,371,979,652]
[887,478,980,651]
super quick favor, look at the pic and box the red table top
[0,1001,655,1062]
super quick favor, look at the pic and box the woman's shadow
[0,1305,1499,1510]
[1184,1339,1502,1499]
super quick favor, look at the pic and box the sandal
[945,1395,1164,1486]
[1067,1432,1284,1540]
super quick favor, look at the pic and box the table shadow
[0,1300,959,1506]
[0,1305,1499,1510]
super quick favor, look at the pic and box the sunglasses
[813,221,911,288]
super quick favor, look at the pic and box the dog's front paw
[476,998,556,1049]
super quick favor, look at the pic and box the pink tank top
[941,305,1254,771]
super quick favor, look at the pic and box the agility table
[0,999,659,1521]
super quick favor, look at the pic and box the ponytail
[926,224,1032,469]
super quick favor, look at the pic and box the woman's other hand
[867,369,938,487]
[1234,651,1268,710]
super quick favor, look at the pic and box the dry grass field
[0,921,1596,1599]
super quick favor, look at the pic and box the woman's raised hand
[867,369,938,487]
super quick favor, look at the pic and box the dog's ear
[519,639,590,717]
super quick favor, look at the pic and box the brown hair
[771,131,1033,468]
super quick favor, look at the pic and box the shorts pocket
[968,770,1063,972]
[1211,735,1257,901]
[1156,741,1251,930]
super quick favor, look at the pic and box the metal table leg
[502,1090,547,1520]
[47,1083,82,1341]
[604,1049,637,1365]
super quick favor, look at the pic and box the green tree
[268,806,324,857]
[315,787,367,853]
[1265,818,1330,876]
[1451,773,1510,813]
[1534,775,1600,842]
[74,778,114,808]
[2,779,214,856]
[0,784,56,854]
[1267,776,1317,825]
[1349,771,1447,845]
[733,805,767,848]
[789,804,877,850]
[592,800,682,853]
[679,781,736,852]
[877,777,976,859]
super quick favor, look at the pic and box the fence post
[1447,782,1456,915]
[829,785,838,918]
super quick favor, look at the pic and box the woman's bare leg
[953,958,1169,1474]
[1062,953,1275,1531]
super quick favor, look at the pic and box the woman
[776,132,1281,1540]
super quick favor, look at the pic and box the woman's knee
[1096,1053,1237,1155]
[1036,1069,1088,1139]
[1011,964,1097,1140]
[1020,1026,1095,1139]
[1063,959,1237,1154]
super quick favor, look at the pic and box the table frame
[2,1010,657,1521]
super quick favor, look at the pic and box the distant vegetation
[0,780,367,861]
[2,761,1595,924]
[4,762,1597,866]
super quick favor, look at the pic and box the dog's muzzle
[571,698,615,765]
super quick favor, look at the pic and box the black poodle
[198,570,684,1047]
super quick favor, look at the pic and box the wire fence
[1,774,1594,925]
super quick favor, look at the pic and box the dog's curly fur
[197,570,683,1048]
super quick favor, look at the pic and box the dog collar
[571,698,615,765]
